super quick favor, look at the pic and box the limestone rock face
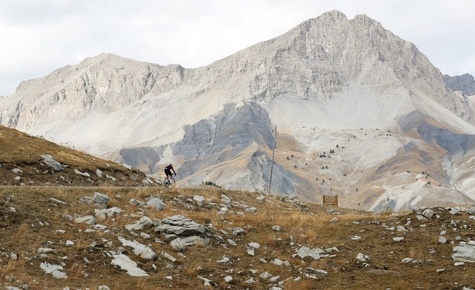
[444,73,475,96]
[2,10,475,211]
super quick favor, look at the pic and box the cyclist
[164,164,176,180]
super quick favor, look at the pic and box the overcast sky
[1,0,474,96]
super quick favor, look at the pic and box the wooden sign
[323,195,338,207]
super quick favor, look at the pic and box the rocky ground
[0,186,475,290]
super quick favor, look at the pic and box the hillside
[1,112,475,289]
[1,186,475,289]
[0,125,155,187]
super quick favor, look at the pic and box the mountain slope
[0,125,154,186]
[1,10,475,211]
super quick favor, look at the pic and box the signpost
[323,195,338,207]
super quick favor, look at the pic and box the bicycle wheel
[164,178,171,188]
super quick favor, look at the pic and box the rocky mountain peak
[2,11,475,211]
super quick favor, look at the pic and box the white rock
[110,253,148,276]
[40,262,67,279]
[118,237,156,260]
[356,253,370,262]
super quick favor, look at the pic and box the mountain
[1,10,475,211]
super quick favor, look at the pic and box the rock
[198,276,218,287]
[170,236,208,252]
[221,194,231,204]
[40,262,67,279]
[356,253,370,262]
[74,169,90,177]
[453,242,475,262]
[11,168,23,174]
[305,267,328,277]
[351,235,361,241]
[422,208,435,219]
[95,207,122,221]
[74,215,96,225]
[92,192,110,208]
[161,251,177,262]
[110,253,148,277]
[118,237,156,260]
[438,236,447,244]
[125,216,154,231]
[217,256,233,265]
[193,195,205,207]
[296,246,327,260]
[227,239,237,247]
[146,197,165,211]
[272,225,281,231]
[41,154,63,171]
[38,247,55,254]
[154,215,208,236]
[224,275,233,283]
[232,227,246,236]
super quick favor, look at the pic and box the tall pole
[268,125,276,195]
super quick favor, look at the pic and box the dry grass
[0,185,474,289]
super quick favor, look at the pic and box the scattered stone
[232,227,246,236]
[221,194,232,204]
[95,207,122,221]
[41,154,64,171]
[92,192,110,208]
[125,216,154,231]
[161,251,177,263]
[110,253,148,277]
[193,195,205,207]
[118,237,156,260]
[74,169,90,177]
[40,262,67,279]
[356,253,370,262]
[351,235,361,241]
[74,215,96,225]
[217,256,233,265]
[453,242,475,262]
[198,276,218,287]
[170,236,208,252]
[295,246,327,260]
[146,197,165,211]
[272,225,282,231]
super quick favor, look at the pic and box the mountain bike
[164,175,176,188]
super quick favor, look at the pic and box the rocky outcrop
[444,73,475,96]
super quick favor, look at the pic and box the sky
[1,0,475,96]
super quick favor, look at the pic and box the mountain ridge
[1,10,475,211]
